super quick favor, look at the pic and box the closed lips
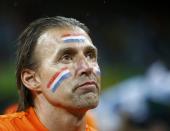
[78,81,97,87]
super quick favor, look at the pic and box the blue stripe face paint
[51,73,71,92]
[61,35,87,44]
[63,39,85,43]
[95,67,101,76]
[47,67,71,92]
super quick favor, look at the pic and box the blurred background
[1,1,170,131]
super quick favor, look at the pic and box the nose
[75,57,93,77]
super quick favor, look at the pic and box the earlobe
[21,69,41,91]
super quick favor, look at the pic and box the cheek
[42,87,65,106]
[46,67,72,93]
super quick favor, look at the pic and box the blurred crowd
[92,37,170,131]
[93,61,170,131]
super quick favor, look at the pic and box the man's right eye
[59,54,73,63]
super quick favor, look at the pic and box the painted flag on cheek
[47,67,71,92]
[61,35,86,43]
[95,67,101,76]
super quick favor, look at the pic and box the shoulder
[0,112,26,130]
[0,111,25,120]
[0,107,48,131]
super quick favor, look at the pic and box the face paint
[47,67,71,92]
[61,34,86,43]
[94,67,101,76]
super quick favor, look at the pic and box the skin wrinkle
[36,30,93,67]
[73,76,99,93]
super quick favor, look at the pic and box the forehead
[35,27,95,60]
[37,27,93,46]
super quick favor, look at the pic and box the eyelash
[60,54,73,63]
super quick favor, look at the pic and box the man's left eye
[86,52,96,60]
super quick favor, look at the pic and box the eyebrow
[84,46,98,55]
[55,47,77,60]
[55,45,97,60]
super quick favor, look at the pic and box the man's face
[34,27,101,110]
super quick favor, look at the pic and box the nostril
[76,58,93,76]
[80,67,93,76]
[81,71,87,76]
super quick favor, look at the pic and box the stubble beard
[71,91,100,110]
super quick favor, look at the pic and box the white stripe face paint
[61,35,87,43]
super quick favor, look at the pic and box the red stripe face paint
[47,67,71,92]
[61,34,87,44]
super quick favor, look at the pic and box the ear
[21,68,41,91]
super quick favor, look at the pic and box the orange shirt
[86,111,98,130]
[0,107,96,131]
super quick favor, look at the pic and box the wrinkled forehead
[35,27,95,61]
[37,27,93,46]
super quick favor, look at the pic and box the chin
[75,93,99,109]
[87,102,99,109]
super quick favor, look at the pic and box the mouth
[74,80,98,92]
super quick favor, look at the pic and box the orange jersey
[0,107,96,131]
[86,111,98,130]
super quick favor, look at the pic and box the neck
[33,94,87,131]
